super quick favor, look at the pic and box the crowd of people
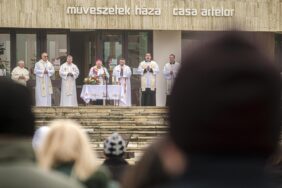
[0,32,281,187]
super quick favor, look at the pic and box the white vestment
[163,62,181,95]
[59,62,79,107]
[137,61,159,91]
[11,66,30,86]
[0,69,6,76]
[34,60,55,106]
[113,65,132,106]
[88,66,110,85]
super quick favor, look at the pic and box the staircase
[33,107,168,161]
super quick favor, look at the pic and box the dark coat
[103,156,129,182]
[0,139,84,188]
[156,156,276,188]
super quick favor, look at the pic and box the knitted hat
[104,132,126,157]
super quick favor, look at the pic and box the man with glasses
[34,52,54,106]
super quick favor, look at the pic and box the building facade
[0,0,281,106]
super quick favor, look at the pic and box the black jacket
[103,157,129,182]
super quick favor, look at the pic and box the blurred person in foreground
[103,132,129,182]
[0,77,84,188]
[267,144,282,187]
[122,137,184,188]
[37,119,117,188]
[157,32,281,188]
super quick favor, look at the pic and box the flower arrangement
[84,76,100,85]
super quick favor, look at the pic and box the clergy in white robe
[88,59,109,105]
[88,59,110,85]
[0,61,6,77]
[138,53,159,106]
[113,58,132,106]
[59,55,79,107]
[11,60,30,86]
[163,54,181,106]
[34,52,55,107]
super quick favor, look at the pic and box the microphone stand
[103,67,108,106]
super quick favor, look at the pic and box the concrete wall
[153,31,182,106]
[1,0,282,31]
[153,31,275,106]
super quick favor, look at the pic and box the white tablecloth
[80,85,122,104]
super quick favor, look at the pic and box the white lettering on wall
[135,6,161,16]
[67,5,131,15]
[66,6,235,17]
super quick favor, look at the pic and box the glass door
[16,34,37,79]
[127,32,150,106]
[0,34,11,76]
[47,34,67,106]
[101,32,123,84]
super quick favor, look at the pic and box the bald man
[11,60,30,86]
[34,52,55,106]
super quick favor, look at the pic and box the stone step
[34,107,168,161]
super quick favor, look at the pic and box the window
[16,34,37,76]
[0,34,11,75]
[47,34,67,79]
[127,32,149,68]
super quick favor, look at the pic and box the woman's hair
[269,144,282,166]
[38,120,99,181]
[121,138,171,188]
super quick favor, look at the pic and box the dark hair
[0,78,35,137]
[119,58,126,62]
[169,32,281,157]
[121,139,171,188]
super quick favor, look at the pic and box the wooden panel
[0,0,281,31]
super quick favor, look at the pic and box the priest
[89,59,109,85]
[11,60,30,86]
[163,54,181,106]
[113,58,132,106]
[59,55,79,107]
[138,53,159,106]
[34,52,55,106]
[89,59,109,105]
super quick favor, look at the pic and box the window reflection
[0,34,11,76]
[47,34,67,80]
[16,34,37,79]
[102,33,122,71]
[127,32,149,106]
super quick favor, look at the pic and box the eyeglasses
[43,56,48,58]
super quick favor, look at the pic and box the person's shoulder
[83,166,113,188]
[0,165,85,188]
[47,61,53,66]
[37,170,85,188]
[35,60,41,65]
